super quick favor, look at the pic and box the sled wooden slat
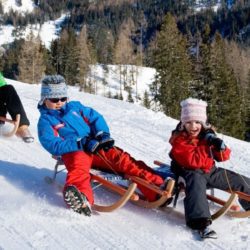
[132,179,175,209]
[207,194,240,211]
[0,114,20,137]
[92,182,137,212]
[232,191,250,202]
[91,173,139,201]
[125,175,173,196]
[227,210,250,218]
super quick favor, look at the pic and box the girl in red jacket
[169,98,250,238]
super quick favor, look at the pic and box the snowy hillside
[0,14,65,48]
[0,79,249,249]
[1,0,34,14]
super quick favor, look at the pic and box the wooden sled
[45,158,175,212]
[0,114,20,137]
[45,158,139,212]
[154,160,250,219]
[125,175,175,209]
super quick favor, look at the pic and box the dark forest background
[0,0,250,140]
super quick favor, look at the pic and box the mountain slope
[0,79,249,249]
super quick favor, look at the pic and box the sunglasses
[48,97,67,103]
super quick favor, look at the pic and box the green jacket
[0,72,7,88]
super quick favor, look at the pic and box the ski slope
[0,79,249,249]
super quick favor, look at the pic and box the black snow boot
[64,185,91,216]
[199,226,217,239]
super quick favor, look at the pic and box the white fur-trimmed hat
[39,75,68,105]
[180,98,208,125]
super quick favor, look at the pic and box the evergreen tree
[143,90,150,109]
[207,33,244,139]
[49,39,63,74]
[150,13,193,118]
[127,87,134,103]
[62,28,78,85]
[90,26,114,64]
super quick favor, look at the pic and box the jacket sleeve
[170,135,215,171]
[78,102,110,136]
[38,116,80,156]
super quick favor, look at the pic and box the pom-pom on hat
[180,98,208,126]
[39,75,68,105]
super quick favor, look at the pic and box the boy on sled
[37,75,167,216]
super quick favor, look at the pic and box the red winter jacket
[169,131,231,173]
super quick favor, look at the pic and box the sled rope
[97,148,156,186]
[224,169,233,193]
[221,132,250,190]
[97,149,120,176]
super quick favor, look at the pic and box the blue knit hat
[39,75,68,105]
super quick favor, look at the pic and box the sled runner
[154,160,250,219]
[45,156,175,212]
[45,157,249,218]
[45,157,139,212]
[0,114,20,137]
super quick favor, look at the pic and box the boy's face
[184,120,202,138]
[44,97,67,110]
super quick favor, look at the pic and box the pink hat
[180,98,208,125]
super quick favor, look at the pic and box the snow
[0,1,63,48]
[0,14,65,48]
[1,0,35,14]
[0,76,249,249]
[88,64,156,103]
[0,0,249,248]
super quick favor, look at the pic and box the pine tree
[49,39,63,74]
[127,87,134,103]
[143,90,150,109]
[207,33,244,139]
[92,27,114,64]
[150,13,193,118]
[62,28,78,85]
[18,32,45,84]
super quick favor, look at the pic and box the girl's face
[184,121,202,138]
[44,97,67,110]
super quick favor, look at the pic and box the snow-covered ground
[88,64,156,103]
[0,14,65,48]
[0,0,66,48]
[1,0,34,14]
[0,78,249,249]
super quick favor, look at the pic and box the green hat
[0,72,7,88]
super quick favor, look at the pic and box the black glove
[200,128,216,140]
[95,132,115,152]
[85,138,101,154]
[204,133,226,151]
[77,137,101,154]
